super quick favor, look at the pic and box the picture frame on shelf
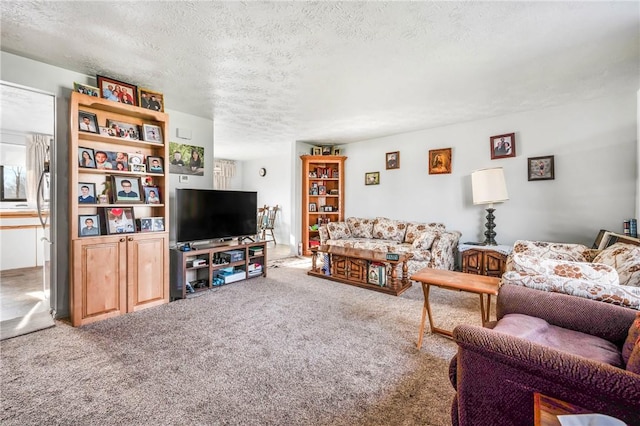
[309,202,317,212]
[312,147,322,156]
[78,182,97,204]
[528,155,555,181]
[138,218,153,232]
[127,153,145,167]
[112,175,143,203]
[102,207,136,235]
[490,133,516,160]
[138,88,164,112]
[73,82,99,97]
[98,126,117,137]
[428,148,452,175]
[141,123,163,143]
[131,164,147,173]
[113,152,129,171]
[146,156,164,174]
[144,186,161,204]
[78,111,99,134]
[152,217,165,232]
[96,75,138,106]
[318,185,326,195]
[78,214,101,237]
[386,151,399,169]
[332,147,342,156]
[106,119,140,140]
[78,147,96,169]
[322,146,332,156]
[365,171,380,185]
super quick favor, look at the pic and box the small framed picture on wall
[528,155,555,181]
[490,133,516,159]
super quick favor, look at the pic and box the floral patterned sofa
[318,217,461,276]
[502,240,640,309]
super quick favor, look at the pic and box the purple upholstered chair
[449,284,640,426]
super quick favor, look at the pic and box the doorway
[0,81,56,340]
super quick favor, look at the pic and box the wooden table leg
[417,283,430,349]
[401,260,408,284]
[311,251,318,272]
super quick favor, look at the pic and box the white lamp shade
[471,167,509,205]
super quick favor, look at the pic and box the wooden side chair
[260,205,279,244]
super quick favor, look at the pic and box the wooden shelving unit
[69,92,170,326]
[300,155,346,256]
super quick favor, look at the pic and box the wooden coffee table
[411,268,500,346]
[309,245,412,296]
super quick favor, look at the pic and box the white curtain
[213,159,236,190]
[26,133,49,207]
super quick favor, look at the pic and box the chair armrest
[502,270,640,311]
[453,324,640,425]
[429,230,461,270]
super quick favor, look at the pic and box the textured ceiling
[1,1,638,161]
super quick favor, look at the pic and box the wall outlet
[179,175,189,183]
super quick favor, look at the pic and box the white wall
[340,93,637,247]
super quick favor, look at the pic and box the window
[0,142,27,201]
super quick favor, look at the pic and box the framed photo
[146,156,164,174]
[78,214,100,237]
[490,133,516,159]
[111,175,143,203]
[99,126,117,137]
[138,88,164,112]
[78,147,96,169]
[141,123,163,143]
[386,151,399,170]
[96,75,138,106]
[152,217,165,232]
[322,146,332,156]
[78,182,97,204]
[102,207,136,235]
[73,82,99,97]
[428,148,452,175]
[144,186,161,204]
[127,153,145,167]
[312,147,322,156]
[131,163,147,173]
[332,147,342,156]
[106,119,140,140]
[365,172,380,185]
[528,155,555,181]
[78,111,99,134]
[309,202,317,212]
[138,218,153,232]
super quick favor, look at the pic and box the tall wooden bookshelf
[69,92,170,326]
[300,155,346,256]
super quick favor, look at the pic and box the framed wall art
[365,172,380,185]
[528,155,555,181]
[96,75,138,106]
[386,151,399,169]
[490,133,516,159]
[428,148,452,175]
[138,88,164,112]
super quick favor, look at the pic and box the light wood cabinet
[461,248,507,277]
[300,155,346,256]
[69,92,169,326]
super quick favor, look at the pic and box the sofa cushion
[373,217,407,242]
[326,222,351,240]
[510,254,619,286]
[346,217,375,239]
[412,230,438,251]
[404,222,446,244]
[593,242,640,287]
[493,313,623,367]
[622,312,640,366]
[512,240,593,262]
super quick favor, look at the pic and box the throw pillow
[326,222,351,240]
[412,230,439,250]
[404,222,446,244]
[622,311,640,366]
[512,240,592,262]
[346,217,375,238]
[510,254,619,286]
[372,217,407,242]
[593,242,640,287]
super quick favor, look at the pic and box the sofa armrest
[318,224,329,245]
[501,270,640,311]
[496,284,637,344]
[453,324,640,426]
[429,230,461,270]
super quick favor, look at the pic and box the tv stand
[170,241,267,300]
[238,236,255,244]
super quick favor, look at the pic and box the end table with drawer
[459,244,512,277]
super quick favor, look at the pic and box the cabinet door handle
[128,237,134,241]
[120,238,126,242]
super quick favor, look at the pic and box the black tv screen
[176,189,257,243]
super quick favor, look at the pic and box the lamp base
[482,207,498,246]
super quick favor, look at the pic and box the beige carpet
[1,259,485,425]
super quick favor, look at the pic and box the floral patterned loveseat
[502,239,640,310]
[318,217,461,276]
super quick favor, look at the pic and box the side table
[459,244,512,277]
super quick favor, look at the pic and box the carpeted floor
[0,259,486,425]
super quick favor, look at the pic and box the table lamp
[471,167,509,245]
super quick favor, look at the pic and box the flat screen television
[176,189,257,244]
